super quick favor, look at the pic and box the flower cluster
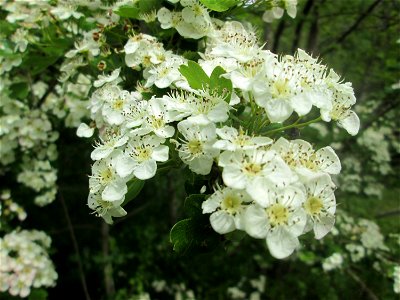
[81,4,360,259]
[0,190,27,224]
[0,230,58,298]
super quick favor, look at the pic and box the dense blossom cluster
[0,230,57,298]
[81,0,360,259]
[1,0,397,297]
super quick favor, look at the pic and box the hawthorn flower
[76,123,94,138]
[102,89,138,125]
[303,175,336,239]
[91,127,128,161]
[262,0,298,23]
[144,54,185,88]
[208,21,260,63]
[122,99,149,129]
[202,187,252,234]
[321,70,360,135]
[214,126,273,152]
[89,158,128,201]
[115,134,169,180]
[88,191,127,224]
[131,97,176,138]
[94,68,122,88]
[295,146,341,180]
[218,149,293,201]
[243,186,307,259]
[175,119,219,175]
[124,34,165,68]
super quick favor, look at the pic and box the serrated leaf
[184,194,207,217]
[199,0,240,12]
[179,61,210,90]
[210,66,232,102]
[123,178,145,206]
[114,5,140,18]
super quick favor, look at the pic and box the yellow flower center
[188,140,203,155]
[221,194,242,214]
[112,99,124,110]
[243,163,262,175]
[136,148,152,161]
[266,204,289,226]
[271,78,290,99]
[304,196,323,216]
[100,168,113,184]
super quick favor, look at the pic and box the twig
[346,269,379,300]
[321,0,383,55]
[60,194,92,300]
[101,222,115,298]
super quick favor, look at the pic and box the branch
[291,0,315,53]
[60,194,92,300]
[321,0,383,55]
[101,222,115,298]
[346,269,379,300]
[272,19,286,53]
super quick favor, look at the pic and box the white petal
[314,214,335,239]
[210,211,236,234]
[243,205,269,239]
[246,177,273,207]
[134,160,157,180]
[77,123,94,138]
[222,166,247,189]
[91,146,113,161]
[152,145,169,162]
[102,180,127,201]
[115,155,137,178]
[316,146,341,175]
[339,110,360,136]
[267,227,299,259]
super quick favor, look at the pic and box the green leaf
[199,0,240,12]
[139,0,159,13]
[179,61,210,90]
[28,289,48,300]
[22,54,61,76]
[170,217,220,255]
[114,5,140,18]
[170,218,195,254]
[184,194,207,217]
[9,82,29,100]
[123,179,145,206]
[210,66,232,102]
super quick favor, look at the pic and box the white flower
[175,120,219,175]
[303,174,336,239]
[102,89,138,125]
[91,128,129,161]
[131,97,176,138]
[295,146,341,180]
[88,192,127,224]
[144,54,185,88]
[94,68,121,88]
[76,123,94,138]
[89,158,128,201]
[243,186,307,259]
[115,134,169,180]
[202,187,251,234]
[321,70,360,135]
[122,98,148,128]
[393,265,400,294]
[219,149,293,202]
[124,34,165,68]
[322,253,343,271]
[213,126,272,152]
